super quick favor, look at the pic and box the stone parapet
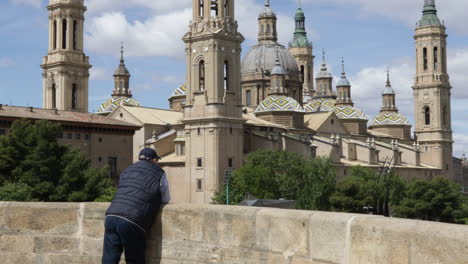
[0,202,467,263]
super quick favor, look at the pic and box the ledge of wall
[0,202,467,264]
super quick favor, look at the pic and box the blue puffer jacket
[105,160,164,232]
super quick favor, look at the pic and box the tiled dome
[170,84,187,98]
[97,96,141,114]
[255,95,304,113]
[370,113,411,126]
[305,99,368,120]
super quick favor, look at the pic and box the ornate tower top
[316,50,332,79]
[258,0,278,43]
[383,68,395,95]
[113,43,132,97]
[335,58,353,106]
[289,0,310,48]
[419,0,441,27]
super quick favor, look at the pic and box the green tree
[394,177,468,223]
[213,150,336,211]
[0,119,112,202]
[330,166,404,215]
[296,157,336,211]
[0,182,35,201]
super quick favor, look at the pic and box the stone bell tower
[413,0,453,178]
[182,0,244,203]
[41,0,92,112]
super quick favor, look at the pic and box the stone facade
[0,202,467,264]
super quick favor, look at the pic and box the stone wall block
[4,202,79,235]
[255,208,312,257]
[350,217,468,264]
[33,236,80,254]
[0,202,9,232]
[82,237,104,256]
[42,254,102,264]
[156,204,204,242]
[156,242,223,262]
[308,212,375,264]
[1,252,37,263]
[222,248,270,264]
[0,234,34,252]
[200,205,258,248]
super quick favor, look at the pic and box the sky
[0,0,467,157]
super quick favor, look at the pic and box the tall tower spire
[413,0,453,178]
[113,43,131,97]
[314,49,334,99]
[335,57,353,106]
[183,0,244,203]
[41,0,92,112]
[381,68,397,112]
[289,0,314,102]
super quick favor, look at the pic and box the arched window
[260,24,264,34]
[423,47,428,71]
[441,47,446,72]
[72,84,78,110]
[266,24,271,34]
[52,84,56,109]
[246,90,251,107]
[307,65,311,82]
[210,0,218,17]
[73,20,78,50]
[199,0,204,17]
[300,65,305,84]
[224,61,230,90]
[119,80,124,89]
[424,106,430,125]
[433,47,438,70]
[62,19,67,49]
[256,85,261,105]
[224,0,228,17]
[53,20,57,50]
[199,60,205,91]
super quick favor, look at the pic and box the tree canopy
[0,119,112,202]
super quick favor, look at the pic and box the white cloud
[84,0,304,58]
[11,0,42,8]
[90,67,112,81]
[454,134,468,157]
[306,0,468,34]
[0,57,16,68]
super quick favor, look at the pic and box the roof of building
[242,43,299,75]
[305,99,368,120]
[369,112,412,127]
[255,95,305,113]
[419,0,441,27]
[0,105,139,129]
[170,84,187,98]
[158,152,185,165]
[259,0,276,18]
[304,112,333,131]
[116,106,183,126]
[97,96,141,114]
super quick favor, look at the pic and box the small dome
[255,95,304,113]
[305,99,368,120]
[337,76,350,87]
[383,86,395,95]
[370,113,411,126]
[242,44,299,75]
[114,64,130,76]
[97,96,141,114]
[295,8,305,20]
[170,84,187,98]
[259,6,276,18]
[316,63,332,78]
[334,105,368,120]
[304,99,336,112]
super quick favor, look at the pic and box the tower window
[441,47,446,72]
[307,65,311,82]
[197,127,201,135]
[62,19,67,49]
[52,83,56,109]
[73,20,78,50]
[246,90,252,106]
[53,20,57,50]
[260,24,264,34]
[256,85,261,105]
[224,61,230,90]
[120,80,124,89]
[433,47,438,70]
[72,84,78,110]
[197,158,203,167]
[300,65,305,84]
[210,0,218,17]
[424,106,430,125]
[423,47,428,71]
[196,179,203,191]
[266,24,271,34]
[199,60,205,91]
[224,0,228,17]
[199,0,204,17]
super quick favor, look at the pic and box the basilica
[35,0,467,203]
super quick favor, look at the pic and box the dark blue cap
[138,148,161,161]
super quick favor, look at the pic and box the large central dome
[241,43,299,75]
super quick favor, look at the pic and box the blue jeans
[102,216,147,264]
